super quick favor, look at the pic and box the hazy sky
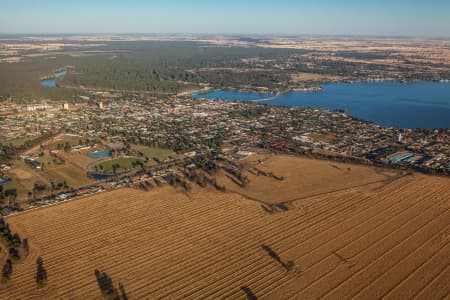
[1,0,450,37]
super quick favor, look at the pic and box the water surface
[40,70,68,88]
[193,82,450,129]
[89,150,112,158]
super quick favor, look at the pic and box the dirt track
[1,172,448,299]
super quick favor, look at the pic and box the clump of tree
[1,259,12,283]
[131,160,144,170]
[184,168,225,192]
[193,155,219,175]
[223,165,249,187]
[35,257,48,287]
[94,269,128,299]
[1,188,18,207]
[253,167,284,181]
[32,183,48,199]
[163,174,192,192]
[0,218,23,262]
[153,178,163,187]
[8,248,20,262]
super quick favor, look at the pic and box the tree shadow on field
[262,245,295,271]
[94,269,119,299]
[119,282,129,300]
[94,269,130,300]
[241,286,258,300]
[36,256,48,287]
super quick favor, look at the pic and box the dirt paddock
[1,158,449,299]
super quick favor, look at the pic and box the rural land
[0,34,449,299]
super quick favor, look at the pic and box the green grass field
[95,157,144,173]
[134,146,173,161]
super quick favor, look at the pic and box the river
[40,70,68,88]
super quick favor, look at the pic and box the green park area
[95,157,145,173]
[134,146,174,161]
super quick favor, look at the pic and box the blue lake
[89,173,112,180]
[41,70,68,88]
[193,82,450,129]
[89,150,112,158]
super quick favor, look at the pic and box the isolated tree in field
[2,259,12,283]
[35,257,48,287]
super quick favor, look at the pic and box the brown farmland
[216,154,399,204]
[1,166,449,299]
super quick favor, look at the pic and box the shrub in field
[284,260,296,271]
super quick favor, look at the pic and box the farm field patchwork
[1,170,448,299]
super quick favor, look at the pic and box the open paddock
[217,154,398,204]
[3,151,95,203]
[1,169,448,299]
[57,150,97,170]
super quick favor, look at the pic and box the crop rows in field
[1,173,448,299]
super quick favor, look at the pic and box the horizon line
[1,32,450,40]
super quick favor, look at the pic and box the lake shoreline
[193,81,450,129]
[40,69,68,88]
[195,79,450,99]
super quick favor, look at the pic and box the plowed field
[1,169,448,299]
